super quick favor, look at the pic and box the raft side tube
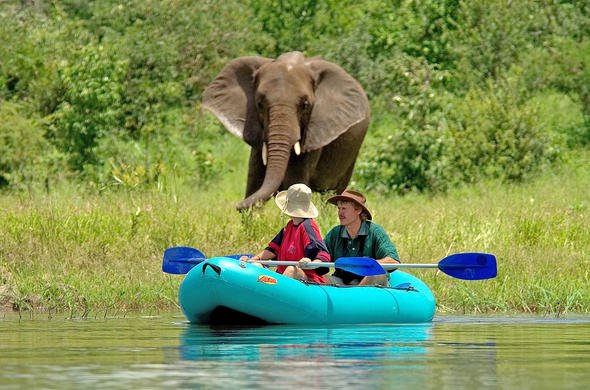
[179,257,436,324]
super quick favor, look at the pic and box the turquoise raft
[178,256,436,325]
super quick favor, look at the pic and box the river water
[1,313,589,389]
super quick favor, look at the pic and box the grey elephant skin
[202,51,370,210]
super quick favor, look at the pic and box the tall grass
[1,142,588,317]
[377,152,590,316]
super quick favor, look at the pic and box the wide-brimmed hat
[327,189,372,220]
[275,183,319,218]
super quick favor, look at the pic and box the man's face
[336,201,362,226]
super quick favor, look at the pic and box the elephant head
[202,51,369,210]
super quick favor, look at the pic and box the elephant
[202,51,370,210]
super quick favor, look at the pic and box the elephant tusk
[294,141,301,156]
[262,142,268,166]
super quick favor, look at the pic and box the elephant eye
[300,99,310,110]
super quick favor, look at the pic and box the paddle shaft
[250,260,390,269]
[250,260,330,269]
[251,261,437,270]
[383,263,437,269]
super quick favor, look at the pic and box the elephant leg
[245,147,266,197]
[334,162,356,193]
[311,120,368,192]
[282,152,321,189]
[310,152,356,192]
[311,147,356,190]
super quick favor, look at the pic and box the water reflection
[1,314,589,389]
[179,323,432,362]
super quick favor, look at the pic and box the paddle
[161,246,385,276]
[339,252,497,280]
[162,246,496,280]
[162,246,253,274]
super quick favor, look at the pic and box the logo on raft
[257,275,277,285]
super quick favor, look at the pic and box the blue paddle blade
[438,253,497,280]
[334,257,387,276]
[162,246,206,274]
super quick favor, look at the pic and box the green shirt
[324,220,399,284]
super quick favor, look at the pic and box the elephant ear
[304,59,369,151]
[202,56,273,145]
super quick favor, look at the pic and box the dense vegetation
[1,1,589,316]
[1,0,588,193]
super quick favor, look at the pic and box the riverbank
[1,151,588,317]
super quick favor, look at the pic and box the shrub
[525,91,586,148]
[0,102,65,190]
[364,0,460,67]
[515,37,590,146]
[356,79,562,194]
[445,82,562,183]
[87,109,226,190]
[46,43,127,171]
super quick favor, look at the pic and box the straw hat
[327,189,372,220]
[275,183,319,218]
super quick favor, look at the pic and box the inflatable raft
[178,256,436,325]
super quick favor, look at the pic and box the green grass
[1,145,588,318]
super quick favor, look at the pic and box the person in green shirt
[324,189,400,286]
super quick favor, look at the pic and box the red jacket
[266,219,330,283]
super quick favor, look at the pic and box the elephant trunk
[237,107,298,210]
[237,136,292,210]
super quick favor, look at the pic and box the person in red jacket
[242,183,330,283]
